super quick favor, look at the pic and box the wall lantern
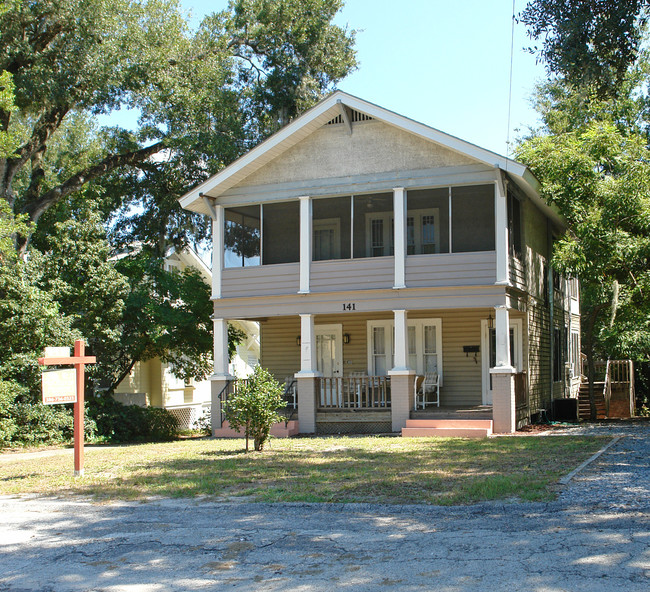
[487,313,494,329]
[296,336,301,346]
[343,333,351,344]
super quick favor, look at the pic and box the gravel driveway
[1,423,648,592]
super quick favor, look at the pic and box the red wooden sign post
[38,340,96,476]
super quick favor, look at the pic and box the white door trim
[315,324,343,377]
[481,318,523,405]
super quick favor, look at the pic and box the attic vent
[326,109,373,125]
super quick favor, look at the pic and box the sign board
[44,347,71,358]
[42,368,77,404]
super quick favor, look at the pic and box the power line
[506,0,517,162]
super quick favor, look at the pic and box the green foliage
[520,0,649,98]
[0,378,97,448]
[87,396,179,443]
[0,201,79,397]
[36,205,130,390]
[0,0,356,254]
[222,366,285,451]
[517,114,650,362]
[0,70,19,158]
[111,251,214,390]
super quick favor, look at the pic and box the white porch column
[389,309,415,432]
[495,177,509,285]
[393,187,407,289]
[298,313,317,374]
[491,304,516,433]
[212,317,231,378]
[299,195,311,294]
[392,309,409,371]
[212,204,224,299]
[296,313,319,434]
[211,315,233,434]
[494,305,512,368]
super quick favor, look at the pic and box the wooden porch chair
[347,372,367,407]
[414,372,440,409]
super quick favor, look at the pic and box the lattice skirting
[166,406,209,430]
[316,421,393,435]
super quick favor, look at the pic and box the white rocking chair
[414,372,440,409]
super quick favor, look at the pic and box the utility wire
[506,0,517,163]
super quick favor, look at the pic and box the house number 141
[342,303,356,311]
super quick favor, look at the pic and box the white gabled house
[180,91,580,437]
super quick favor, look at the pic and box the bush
[87,396,179,443]
[0,379,97,447]
[222,366,285,451]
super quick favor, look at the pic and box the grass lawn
[0,435,607,505]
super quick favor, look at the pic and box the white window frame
[365,208,440,258]
[367,318,443,382]
[365,212,393,257]
[481,318,523,404]
[570,329,580,379]
[407,207,440,255]
[164,259,182,273]
[312,217,341,261]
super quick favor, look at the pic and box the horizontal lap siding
[528,300,551,412]
[259,317,300,381]
[406,253,496,288]
[260,309,485,406]
[509,256,526,291]
[411,309,484,406]
[222,263,299,297]
[311,259,393,292]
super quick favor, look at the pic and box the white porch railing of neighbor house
[317,376,391,410]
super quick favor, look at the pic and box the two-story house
[179,92,579,436]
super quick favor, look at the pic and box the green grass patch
[0,435,607,505]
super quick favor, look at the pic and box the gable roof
[179,91,557,226]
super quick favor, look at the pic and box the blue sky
[177,0,548,157]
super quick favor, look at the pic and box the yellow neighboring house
[113,248,260,429]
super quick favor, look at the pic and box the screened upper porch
[223,184,496,268]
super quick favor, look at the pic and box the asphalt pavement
[1,423,648,591]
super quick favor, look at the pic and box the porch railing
[317,376,391,409]
[218,378,298,425]
[514,372,527,410]
[217,378,249,426]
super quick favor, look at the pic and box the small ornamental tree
[222,366,285,452]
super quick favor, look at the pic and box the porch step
[577,383,607,420]
[402,419,493,439]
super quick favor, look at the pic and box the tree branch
[21,141,165,224]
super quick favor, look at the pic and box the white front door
[316,324,343,407]
[481,319,523,405]
[315,324,343,378]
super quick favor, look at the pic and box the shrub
[222,366,285,451]
[0,378,96,447]
[87,396,179,443]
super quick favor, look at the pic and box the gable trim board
[179,91,561,230]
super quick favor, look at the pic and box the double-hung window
[367,318,442,381]
[406,208,440,255]
[366,208,439,257]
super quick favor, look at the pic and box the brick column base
[296,375,318,434]
[491,368,516,434]
[389,371,416,432]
